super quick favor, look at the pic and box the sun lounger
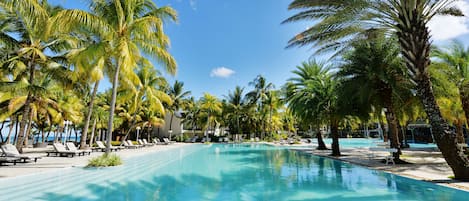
[142,139,155,146]
[95,141,122,152]
[0,156,20,165]
[47,143,82,157]
[153,138,167,145]
[163,138,176,144]
[190,136,199,143]
[66,143,91,156]
[138,139,153,147]
[1,144,42,162]
[126,140,143,148]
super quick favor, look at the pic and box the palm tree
[0,0,77,151]
[182,97,200,137]
[166,80,191,140]
[67,33,109,149]
[337,37,410,162]
[224,86,249,135]
[247,75,274,139]
[284,0,469,179]
[56,0,177,153]
[432,41,469,127]
[286,61,340,155]
[199,93,222,142]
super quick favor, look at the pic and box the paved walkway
[0,143,190,178]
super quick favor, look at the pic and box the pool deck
[270,142,469,192]
[0,143,190,179]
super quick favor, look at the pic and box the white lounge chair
[1,144,42,163]
[142,139,155,146]
[94,141,121,152]
[47,143,82,157]
[66,143,91,156]
[163,138,175,144]
[0,156,20,165]
[127,140,143,148]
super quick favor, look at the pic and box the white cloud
[189,0,197,10]
[210,67,235,78]
[428,1,469,41]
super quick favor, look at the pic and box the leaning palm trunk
[17,61,35,152]
[105,62,121,154]
[397,5,469,179]
[89,118,97,146]
[330,118,340,156]
[80,80,100,149]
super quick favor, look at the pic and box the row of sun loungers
[0,138,178,166]
[1,144,43,165]
[46,143,91,157]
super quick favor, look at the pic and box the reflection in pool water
[0,144,465,201]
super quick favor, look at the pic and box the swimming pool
[322,138,438,149]
[0,144,466,200]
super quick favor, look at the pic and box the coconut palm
[55,0,177,153]
[0,0,78,151]
[337,37,411,162]
[286,61,340,155]
[199,93,222,142]
[166,80,191,140]
[432,41,469,127]
[247,75,274,139]
[224,86,249,135]
[285,62,327,150]
[285,0,469,179]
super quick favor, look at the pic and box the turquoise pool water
[0,144,466,201]
[322,138,438,149]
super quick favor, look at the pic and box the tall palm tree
[247,75,274,139]
[199,93,222,142]
[1,0,76,151]
[284,0,469,179]
[338,37,410,162]
[286,61,340,155]
[56,0,177,153]
[166,80,191,140]
[224,86,248,135]
[432,41,469,127]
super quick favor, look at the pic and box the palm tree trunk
[330,118,340,156]
[316,126,327,150]
[89,117,97,146]
[415,76,469,178]
[6,117,15,144]
[105,61,121,154]
[17,59,35,152]
[24,107,34,147]
[13,115,19,145]
[80,80,100,149]
[383,103,402,162]
[397,6,469,179]
[0,121,5,143]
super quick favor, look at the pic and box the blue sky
[51,0,469,98]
